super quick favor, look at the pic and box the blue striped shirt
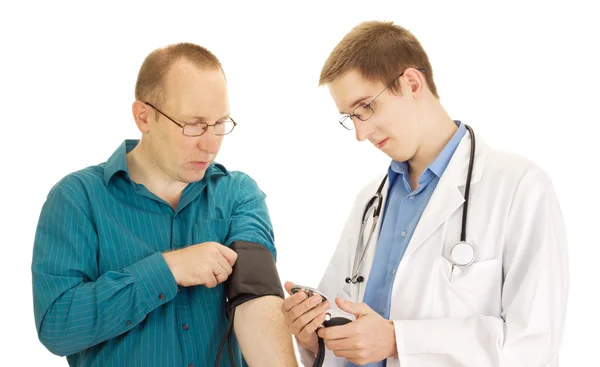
[31,140,276,367]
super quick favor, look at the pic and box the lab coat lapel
[403,132,488,259]
[354,175,390,303]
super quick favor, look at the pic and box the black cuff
[225,240,284,315]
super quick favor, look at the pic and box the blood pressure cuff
[224,240,284,317]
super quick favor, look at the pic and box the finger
[289,295,324,322]
[292,300,330,334]
[282,293,310,326]
[318,322,355,341]
[215,254,233,276]
[324,335,360,351]
[213,255,230,284]
[284,281,295,296]
[215,271,228,284]
[218,244,238,266]
[203,273,218,288]
[281,290,308,313]
[336,297,375,317]
[297,311,328,340]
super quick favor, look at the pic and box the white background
[1,0,598,365]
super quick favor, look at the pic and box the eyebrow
[187,114,231,122]
[339,96,371,114]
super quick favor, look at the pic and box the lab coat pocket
[191,219,231,246]
[432,256,502,318]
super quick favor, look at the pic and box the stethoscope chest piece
[450,241,475,267]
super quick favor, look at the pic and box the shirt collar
[387,120,466,186]
[428,121,466,177]
[103,139,137,186]
[103,139,230,187]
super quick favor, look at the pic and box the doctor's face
[328,69,421,162]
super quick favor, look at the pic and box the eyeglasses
[143,102,237,137]
[338,68,426,130]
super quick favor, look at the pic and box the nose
[354,119,375,142]
[197,131,222,154]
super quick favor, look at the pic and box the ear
[132,100,152,133]
[402,68,426,98]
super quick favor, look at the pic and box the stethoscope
[345,124,476,285]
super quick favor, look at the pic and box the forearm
[234,296,298,367]
[35,252,178,356]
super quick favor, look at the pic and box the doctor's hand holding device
[282,21,569,367]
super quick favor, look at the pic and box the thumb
[284,281,296,296]
[336,297,376,317]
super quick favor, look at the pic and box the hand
[281,281,331,355]
[317,297,397,365]
[162,242,238,288]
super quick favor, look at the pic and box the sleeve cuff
[124,252,178,309]
[393,320,407,356]
[297,340,316,367]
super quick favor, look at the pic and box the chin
[388,150,411,163]
[386,143,415,163]
[180,170,207,183]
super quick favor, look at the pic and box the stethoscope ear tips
[345,276,365,284]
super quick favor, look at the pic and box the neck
[407,101,458,182]
[126,140,187,208]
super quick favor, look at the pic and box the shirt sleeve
[31,183,178,357]
[225,173,276,260]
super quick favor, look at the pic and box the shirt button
[410,195,415,199]
[391,269,396,275]
[125,320,131,326]
[182,324,189,331]
[177,287,181,292]
[158,293,166,300]
[401,231,407,237]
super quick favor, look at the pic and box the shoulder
[204,162,265,198]
[484,143,553,190]
[478,140,557,207]
[46,164,106,208]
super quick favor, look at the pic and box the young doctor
[281,21,569,367]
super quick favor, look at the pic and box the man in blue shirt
[32,42,298,367]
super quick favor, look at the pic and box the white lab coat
[299,132,569,367]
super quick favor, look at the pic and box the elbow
[37,323,83,357]
[38,334,71,357]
